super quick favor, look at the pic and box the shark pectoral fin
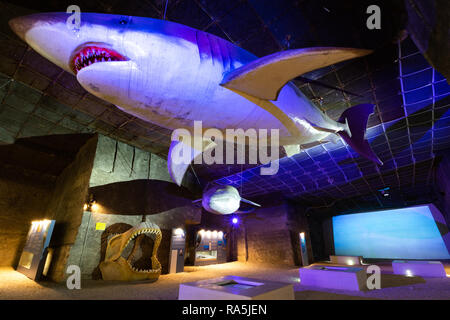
[221,47,372,101]
[283,144,301,157]
[240,198,261,207]
[168,137,216,186]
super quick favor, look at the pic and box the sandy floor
[0,262,449,300]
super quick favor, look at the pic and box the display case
[194,229,227,266]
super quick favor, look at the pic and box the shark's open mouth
[71,44,128,74]
[122,226,160,274]
[99,221,162,281]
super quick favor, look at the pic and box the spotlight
[346,259,354,266]
[212,230,218,238]
[405,269,413,277]
[83,195,98,212]
[31,219,50,231]
[91,202,99,211]
[218,231,223,238]
[174,228,184,236]
[232,217,238,224]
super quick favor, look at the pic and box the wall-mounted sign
[17,220,55,281]
[169,228,186,273]
[299,232,309,266]
[95,222,106,231]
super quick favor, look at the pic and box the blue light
[333,204,450,259]
[232,217,238,224]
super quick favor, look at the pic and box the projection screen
[333,204,450,259]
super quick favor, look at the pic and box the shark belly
[72,22,340,146]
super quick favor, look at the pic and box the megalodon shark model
[9,12,382,186]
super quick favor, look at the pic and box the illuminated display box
[299,265,367,291]
[330,255,362,265]
[194,229,226,266]
[392,260,447,278]
[16,220,55,281]
[178,275,294,300]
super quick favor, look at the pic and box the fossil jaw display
[99,221,162,281]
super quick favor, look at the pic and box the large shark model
[9,12,382,185]
[193,185,261,215]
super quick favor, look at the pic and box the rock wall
[235,204,298,265]
[45,135,98,282]
[89,135,199,192]
[285,201,315,266]
[0,167,54,267]
[0,131,202,282]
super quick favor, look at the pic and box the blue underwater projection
[333,204,450,259]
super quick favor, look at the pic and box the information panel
[16,220,55,281]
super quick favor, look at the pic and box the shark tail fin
[337,103,383,165]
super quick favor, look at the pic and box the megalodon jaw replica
[99,221,162,281]
[9,12,383,186]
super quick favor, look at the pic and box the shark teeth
[72,45,127,74]
[126,259,160,274]
[121,227,162,273]
[123,228,160,248]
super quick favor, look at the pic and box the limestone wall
[45,135,98,282]
[235,204,296,265]
[0,168,54,267]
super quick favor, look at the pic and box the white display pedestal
[299,265,367,291]
[330,255,362,265]
[178,275,294,300]
[392,260,446,278]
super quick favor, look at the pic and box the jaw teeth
[123,228,161,248]
[73,46,126,73]
[126,260,160,274]
[120,227,162,274]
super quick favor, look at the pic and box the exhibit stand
[299,265,367,291]
[392,260,447,278]
[178,275,294,300]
